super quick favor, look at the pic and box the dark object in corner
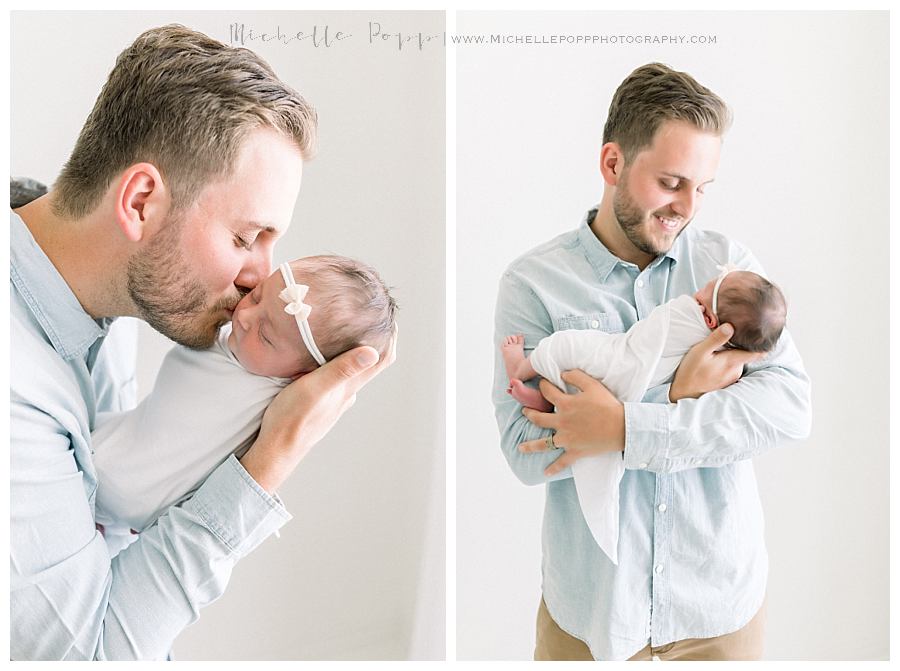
[10,177,48,209]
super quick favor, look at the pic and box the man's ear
[113,163,168,242]
[599,142,625,187]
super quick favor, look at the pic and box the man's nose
[236,250,273,293]
[670,190,698,221]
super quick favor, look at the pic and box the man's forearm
[624,359,811,473]
[11,425,288,660]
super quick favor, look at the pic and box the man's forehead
[636,125,721,180]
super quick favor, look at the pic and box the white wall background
[455,11,889,661]
[11,10,445,661]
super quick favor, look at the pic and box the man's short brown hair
[53,24,317,219]
[603,62,731,162]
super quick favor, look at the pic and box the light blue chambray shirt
[493,209,811,661]
[10,210,291,660]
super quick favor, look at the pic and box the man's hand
[240,328,397,493]
[517,369,625,477]
[669,323,764,402]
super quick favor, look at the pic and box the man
[11,25,394,660]
[493,63,811,661]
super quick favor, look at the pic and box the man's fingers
[559,368,596,392]
[518,436,556,453]
[354,325,398,387]
[341,394,357,413]
[722,348,766,366]
[718,348,764,382]
[324,346,380,382]
[522,407,558,430]
[703,323,734,353]
[538,378,567,405]
[544,452,573,477]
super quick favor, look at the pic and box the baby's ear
[704,310,717,329]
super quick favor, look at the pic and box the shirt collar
[577,207,682,279]
[10,209,111,361]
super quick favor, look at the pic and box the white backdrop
[11,10,445,660]
[455,11,889,661]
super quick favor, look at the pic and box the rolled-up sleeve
[10,395,290,660]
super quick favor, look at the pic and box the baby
[499,265,786,565]
[502,267,787,412]
[92,255,397,535]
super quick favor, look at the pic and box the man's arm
[521,324,810,474]
[10,343,392,660]
[10,396,288,660]
[623,327,811,472]
[493,272,574,486]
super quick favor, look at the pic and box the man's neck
[15,194,133,319]
[588,197,654,271]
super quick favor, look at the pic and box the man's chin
[156,317,221,350]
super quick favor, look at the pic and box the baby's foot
[501,334,526,380]
[508,378,554,412]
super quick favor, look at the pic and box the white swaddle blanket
[528,294,709,564]
[92,323,291,532]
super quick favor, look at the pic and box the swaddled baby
[502,267,786,410]
[93,255,397,534]
[499,265,786,565]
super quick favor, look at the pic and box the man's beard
[126,213,235,349]
[613,171,689,258]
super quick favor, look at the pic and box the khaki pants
[534,595,767,661]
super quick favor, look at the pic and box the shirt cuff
[623,401,670,472]
[643,383,672,405]
[182,455,292,558]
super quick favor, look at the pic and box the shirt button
[637,279,645,288]
[655,564,664,574]
[590,319,600,329]
[639,462,648,469]
[658,503,667,512]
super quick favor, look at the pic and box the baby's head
[228,255,397,377]
[694,270,786,352]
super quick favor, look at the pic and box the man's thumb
[709,323,734,349]
[325,346,380,381]
[355,347,380,368]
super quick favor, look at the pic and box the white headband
[711,263,740,318]
[278,262,326,366]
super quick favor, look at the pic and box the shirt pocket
[556,312,626,334]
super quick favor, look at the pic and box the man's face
[612,120,722,260]
[127,128,304,349]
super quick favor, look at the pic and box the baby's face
[227,270,306,378]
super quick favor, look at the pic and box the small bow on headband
[715,262,740,277]
[278,262,327,366]
[279,284,312,320]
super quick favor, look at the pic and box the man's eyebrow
[660,172,716,185]
[241,220,278,234]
